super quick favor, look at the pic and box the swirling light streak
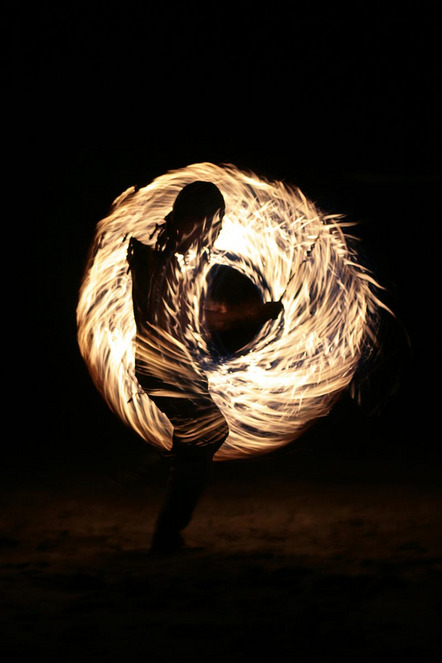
[77,162,387,460]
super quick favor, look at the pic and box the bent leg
[149,394,229,553]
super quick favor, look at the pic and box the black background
[10,1,438,464]
[3,3,442,660]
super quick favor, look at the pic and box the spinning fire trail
[77,163,387,460]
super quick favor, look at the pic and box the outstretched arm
[205,300,283,333]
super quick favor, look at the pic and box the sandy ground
[1,424,441,663]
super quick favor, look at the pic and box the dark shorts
[136,368,229,455]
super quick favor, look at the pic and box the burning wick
[77,163,386,460]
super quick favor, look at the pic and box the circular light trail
[77,163,386,460]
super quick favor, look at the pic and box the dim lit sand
[1,424,441,662]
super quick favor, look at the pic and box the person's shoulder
[128,237,157,273]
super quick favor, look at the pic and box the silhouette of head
[168,181,225,253]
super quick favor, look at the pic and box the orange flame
[77,163,387,460]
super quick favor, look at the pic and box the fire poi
[77,162,386,460]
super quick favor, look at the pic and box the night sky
[9,2,437,464]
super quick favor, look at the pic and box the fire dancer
[127,181,283,554]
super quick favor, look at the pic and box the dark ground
[4,3,442,661]
[1,413,441,662]
[3,335,441,663]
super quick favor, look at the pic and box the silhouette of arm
[127,237,155,331]
[205,300,283,333]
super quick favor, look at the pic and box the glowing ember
[77,162,387,460]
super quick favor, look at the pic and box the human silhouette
[127,181,283,554]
